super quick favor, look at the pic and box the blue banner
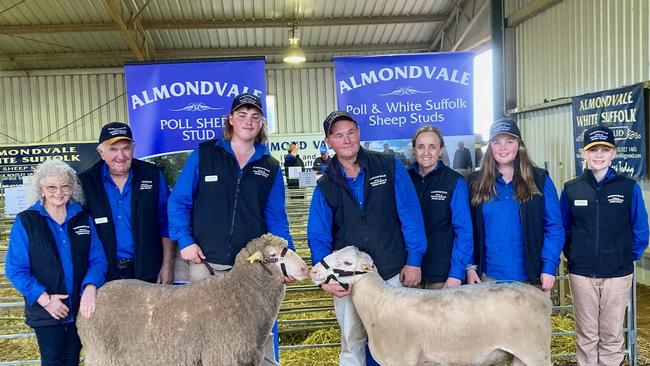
[0,142,100,187]
[333,53,474,141]
[572,83,646,179]
[125,58,267,158]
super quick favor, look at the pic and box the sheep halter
[318,258,369,290]
[263,247,289,277]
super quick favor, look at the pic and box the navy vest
[79,159,162,281]
[192,140,279,265]
[563,169,635,277]
[469,167,547,284]
[318,149,406,280]
[18,210,90,327]
[409,163,460,283]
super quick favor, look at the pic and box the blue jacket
[308,156,426,268]
[472,172,564,282]
[6,201,107,321]
[168,139,294,249]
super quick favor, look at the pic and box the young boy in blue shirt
[561,125,649,365]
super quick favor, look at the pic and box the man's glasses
[43,185,72,194]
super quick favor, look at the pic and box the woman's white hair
[28,159,85,205]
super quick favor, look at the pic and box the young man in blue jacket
[168,93,294,365]
[308,111,427,366]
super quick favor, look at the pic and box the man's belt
[116,258,135,269]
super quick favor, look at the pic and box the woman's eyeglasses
[43,185,72,194]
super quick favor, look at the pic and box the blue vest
[318,149,406,280]
[563,169,635,277]
[192,140,279,265]
[409,163,459,283]
[18,210,90,327]
[79,159,162,281]
[469,167,547,284]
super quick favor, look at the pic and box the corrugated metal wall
[266,66,337,134]
[506,0,650,185]
[506,0,650,280]
[0,71,126,144]
[0,65,336,144]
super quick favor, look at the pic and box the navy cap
[323,111,357,136]
[99,122,133,144]
[231,93,263,115]
[583,125,615,150]
[319,144,328,154]
[489,118,521,140]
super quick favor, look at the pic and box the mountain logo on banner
[170,102,224,112]
[378,86,432,96]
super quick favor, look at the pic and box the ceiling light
[283,26,306,64]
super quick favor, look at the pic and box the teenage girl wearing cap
[407,126,474,289]
[560,125,648,365]
[466,118,564,291]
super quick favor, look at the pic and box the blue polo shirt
[101,163,170,259]
[6,201,107,321]
[168,139,294,249]
[482,174,564,281]
[308,156,427,267]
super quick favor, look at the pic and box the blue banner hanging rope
[572,83,646,179]
[124,58,267,158]
[333,52,474,141]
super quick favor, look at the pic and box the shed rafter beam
[104,0,144,60]
[451,0,489,51]
[429,0,467,51]
[0,43,430,63]
[0,15,447,35]
[506,0,563,28]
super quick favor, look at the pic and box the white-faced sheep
[77,234,308,366]
[311,246,552,366]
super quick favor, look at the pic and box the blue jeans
[33,322,81,366]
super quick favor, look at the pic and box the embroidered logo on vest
[139,180,153,190]
[369,174,387,187]
[252,166,270,178]
[430,190,448,201]
[73,225,91,236]
[607,194,624,204]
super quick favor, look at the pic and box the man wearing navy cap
[308,111,427,366]
[79,122,174,283]
[312,143,331,174]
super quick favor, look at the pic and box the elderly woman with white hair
[6,159,107,366]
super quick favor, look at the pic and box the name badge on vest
[368,174,387,187]
[94,217,109,224]
[73,225,91,236]
[205,175,219,182]
[574,200,588,207]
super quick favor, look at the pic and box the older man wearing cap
[167,93,294,365]
[79,122,174,283]
[307,111,427,366]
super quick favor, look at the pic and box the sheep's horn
[247,251,264,263]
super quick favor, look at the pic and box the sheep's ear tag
[361,264,370,270]
[326,267,335,275]
[247,251,264,263]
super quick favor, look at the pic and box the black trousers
[33,323,81,366]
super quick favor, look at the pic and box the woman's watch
[465,264,478,271]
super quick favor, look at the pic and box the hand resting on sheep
[77,234,308,366]
[310,246,552,366]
